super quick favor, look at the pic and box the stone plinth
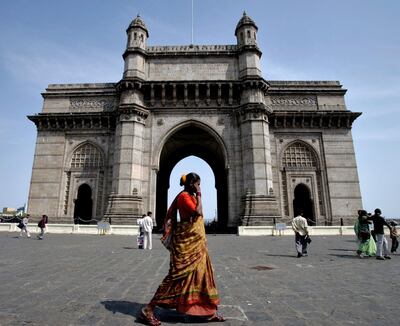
[104,194,143,224]
[240,193,280,226]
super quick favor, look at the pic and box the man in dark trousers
[371,208,392,260]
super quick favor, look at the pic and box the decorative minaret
[123,14,148,79]
[235,12,279,225]
[104,15,150,224]
[235,11,262,79]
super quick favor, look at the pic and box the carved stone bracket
[28,112,116,131]
[116,79,144,92]
[235,103,271,124]
[117,104,149,122]
[241,78,269,93]
[269,111,361,129]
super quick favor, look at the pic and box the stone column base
[104,193,143,225]
[240,193,280,226]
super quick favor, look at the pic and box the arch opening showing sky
[168,156,217,221]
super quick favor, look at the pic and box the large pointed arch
[155,120,229,231]
[153,120,230,170]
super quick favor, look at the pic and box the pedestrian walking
[291,210,309,258]
[137,214,145,249]
[140,173,224,325]
[389,221,398,253]
[18,214,31,238]
[354,210,376,258]
[37,215,48,240]
[371,208,392,260]
[142,211,153,250]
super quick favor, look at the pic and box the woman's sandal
[139,308,161,326]
[207,313,226,322]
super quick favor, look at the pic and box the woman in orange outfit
[140,172,224,325]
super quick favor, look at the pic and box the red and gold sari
[151,191,220,316]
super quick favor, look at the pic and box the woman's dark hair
[180,172,200,188]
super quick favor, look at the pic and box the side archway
[66,142,105,223]
[280,140,326,224]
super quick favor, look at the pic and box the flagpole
[191,0,194,45]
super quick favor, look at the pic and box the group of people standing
[354,208,398,260]
[17,214,48,240]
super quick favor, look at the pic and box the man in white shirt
[291,211,309,258]
[142,211,154,250]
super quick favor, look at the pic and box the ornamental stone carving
[70,97,116,112]
[270,96,317,107]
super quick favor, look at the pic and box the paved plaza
[0,231,399,325]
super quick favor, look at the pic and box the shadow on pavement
[101,300,210,324]
[263,253,296,258]
[328,248,354,252]
[328,253,364,259]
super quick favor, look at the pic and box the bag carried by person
[305,235,312,244]
[17,222,24,229]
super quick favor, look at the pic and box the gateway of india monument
[27,13,362,230]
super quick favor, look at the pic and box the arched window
[282,142,317,168]
[71,143,103,168]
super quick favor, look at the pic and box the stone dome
[128,14,149,37]
[235,11,258,36]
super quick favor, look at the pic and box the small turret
[235,11,258,47]
[126,14,148,50]
[235,12,261,79]
[123,14,148,79]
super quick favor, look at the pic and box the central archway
[155,122,229,232]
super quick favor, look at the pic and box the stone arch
[154,120,229,231]
[64,142,106,222]
[73,183,93,224]
[293,183,315,225]
[279,140,325,223]
[153,120,229,170]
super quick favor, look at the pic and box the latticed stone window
[71,143,103,168]
[282,142,317,168]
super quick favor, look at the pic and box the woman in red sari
[140,173,224,325]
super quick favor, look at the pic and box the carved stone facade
[27,13,362,227]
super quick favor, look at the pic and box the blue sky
[0,0,399,220]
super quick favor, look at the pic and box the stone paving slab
[0,232,399,325]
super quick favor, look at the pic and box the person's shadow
[101,300,187,325]
[101,300,211,324]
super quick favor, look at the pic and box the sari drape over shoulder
[151,191,220,316]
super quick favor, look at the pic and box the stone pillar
[237,99,279,226]
[104,81,149,224]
